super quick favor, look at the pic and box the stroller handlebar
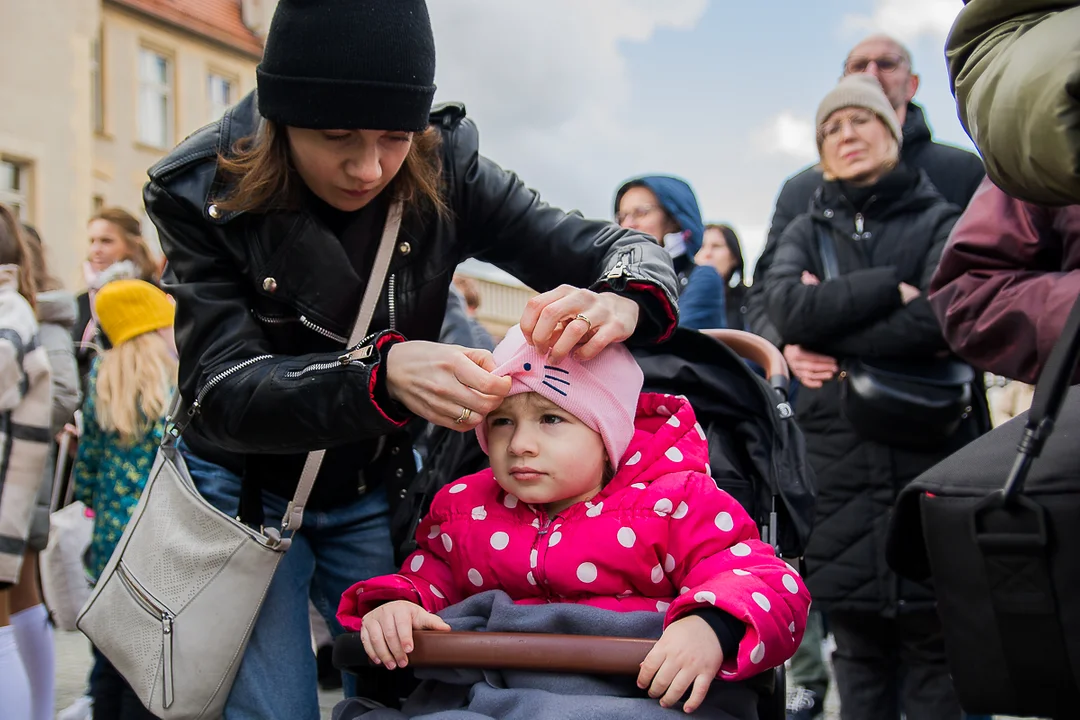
[701,329,790,398]
[334,630,654,675]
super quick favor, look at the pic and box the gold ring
[454,407,472,424]
[574,313,593,332]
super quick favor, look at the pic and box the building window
[138,48,173,148]
[207,73,234,122]
[0,159,29,218]
[91,31,104,133]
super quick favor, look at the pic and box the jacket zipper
[189,355,274,418]
[388,274,397,331]
[252,310,350,345]
[117,563,175,709]
[283,335,379,379]
[531,514,556,601]
[850,195,877,240]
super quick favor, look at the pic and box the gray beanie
[815,74,902,149]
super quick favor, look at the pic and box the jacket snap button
[208,204,221,219]
[262,277,278,293]
[398,242,411,256]
[823,209,834,218]
[391,446,400,455]
[395,468,404,478]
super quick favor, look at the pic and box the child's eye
[540,414,564,425]
[489,417,512,427]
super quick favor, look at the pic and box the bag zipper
[117,562,175,709]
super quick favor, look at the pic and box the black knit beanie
[257,0,437,131]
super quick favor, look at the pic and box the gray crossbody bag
[77,201,404,719]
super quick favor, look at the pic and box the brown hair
[0,204,37,310]
[453,274,482,311]
[21,223,63,292]
[89,207,160,283]
[214,121,447,216]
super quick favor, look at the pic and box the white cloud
[842,0,963,44]
[755,111,818,163]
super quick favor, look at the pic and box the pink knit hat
[475,325,644,467]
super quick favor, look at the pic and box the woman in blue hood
[615,176,727,329]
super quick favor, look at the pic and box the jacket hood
[36,290,78,328]
[615,176,705,256]
[602,392,709,495]
[902,103,932,151]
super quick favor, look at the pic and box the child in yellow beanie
[73,279,175,718]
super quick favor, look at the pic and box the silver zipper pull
[161,612,174,709]
[855,213,865,235]
[337,344,374,365]
[606,262,627,281]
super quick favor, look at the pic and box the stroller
[336,328,816,719]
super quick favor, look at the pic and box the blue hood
[615,175,705,255]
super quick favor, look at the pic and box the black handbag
[888,294,1080,719]
[816,225,974,451]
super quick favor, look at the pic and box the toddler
[339,325,810,713]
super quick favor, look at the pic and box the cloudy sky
[428,0,972,279]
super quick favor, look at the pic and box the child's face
[484,392,607,515]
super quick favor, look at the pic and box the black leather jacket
[145,92,678,512]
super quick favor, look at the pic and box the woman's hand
[385,341,511,431]
[637,615,724,713]
[519,286,640,363]
[783,344,838,388]
[360,600,451,670]
[899,282,921,305]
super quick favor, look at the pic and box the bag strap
[280,200,404,533]
[815,223,840,282]
[1002,293,1080,500]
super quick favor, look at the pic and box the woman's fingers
[547,317,593,363]
[530,290,591,355]
[520,285,576,345]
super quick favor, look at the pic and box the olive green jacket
[947,1,1080,205]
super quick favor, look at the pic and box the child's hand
[637,615,724,713]
[360,600,451,670]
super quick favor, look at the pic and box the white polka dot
[617,527,637,548]
[730,542,751,557]
[624,451,642,466]
[665,447,684,463]
[694,591,717,605]
[490,532,510,551]
[657,405,671,416]
[468,568,483,586]
[705,464,712,475]
[789,622,796,633]
[527,571,536,586]
[531,518,541,529]
[653,498,673,516]
[409,554,425,572]
[427,524,441,540]
[715,512,734,532]
[441,534,453,552]
[577,562,598,583]
[548,531,562,547]
[530,549,538,568]
[672,501,689,520]
[750,642,766,664]
[664,554,676,573]
[666,415,681,428]
[449,483,467,494]
[680,586,690,595]
[356,587,364,594]
[430,584,445,599]
[631,483,647,490]
[656,601,671,613]
[617,590,633,598]
[732,569,751,576]
[783,575,800,594]
[753,592,772,612]
[651,564,664,583]
[586,502,604,518]
[721,670,736,677]
[503,494,519,509]
[471,505,487,521]
[694,423,706,441]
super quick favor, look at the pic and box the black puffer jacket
[763,166,981,615]
[146,92,679,515]
[748,104,985,346]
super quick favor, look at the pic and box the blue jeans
[180,444,398,720]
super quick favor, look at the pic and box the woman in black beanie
[142,1,678,717]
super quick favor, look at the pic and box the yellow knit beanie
[94,279,174,346]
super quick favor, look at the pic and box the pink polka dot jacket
[338,392,811,680]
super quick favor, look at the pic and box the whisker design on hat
[542,365,571,396]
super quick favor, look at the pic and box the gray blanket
[333,591,758,720]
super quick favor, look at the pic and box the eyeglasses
[615,205,659,225]
[819,110,876,141]
[844,53,906,75]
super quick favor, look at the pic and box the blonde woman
[72,279,174,719]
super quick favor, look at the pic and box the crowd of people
[0,0,1075,718]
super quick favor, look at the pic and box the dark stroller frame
[335,330,795,720]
